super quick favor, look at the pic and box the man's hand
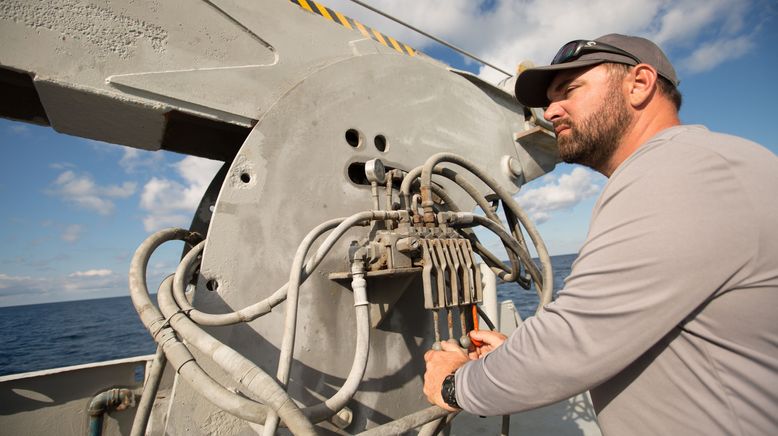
[468,330,507,359]
[423,340,469,411]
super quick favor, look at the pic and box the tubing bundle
[127,153,551,435]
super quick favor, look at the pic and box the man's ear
[628,64,658,108]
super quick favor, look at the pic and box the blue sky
[1,0,776,306]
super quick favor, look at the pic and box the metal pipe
[371,181,381,210]
[501,414,511,436]
[88,388,135,436]
[130,346,166,436]
[480,263,499,329]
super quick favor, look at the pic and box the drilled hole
[206,279,219,292]
[240,172,251,183]
[374,135,387,152]
[345,129,361,148]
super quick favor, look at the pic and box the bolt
[331,407,353,429]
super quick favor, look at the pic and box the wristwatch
[441,372,460,409]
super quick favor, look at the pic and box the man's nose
[544,101,563,122]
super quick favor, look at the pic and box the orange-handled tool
[470,305,484,347]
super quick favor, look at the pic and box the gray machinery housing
[0,0,561,434]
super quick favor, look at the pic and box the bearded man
[423,34,778,435]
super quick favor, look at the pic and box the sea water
[0,254,577,377]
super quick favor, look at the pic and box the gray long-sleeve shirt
[457,125,778,435]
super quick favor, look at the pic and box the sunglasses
[552,40,641,65]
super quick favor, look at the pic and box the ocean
[0,254,577,377]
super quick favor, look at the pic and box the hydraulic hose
[395,171,461,215]
[400,166,492,220]
[168,255,373,428]
[130,345,166,436]
[171,218,346,326]
[265,210,404,435]
[155,276,315,436]
[400,167,523,282]
[302,259,371,423]
[418,153,553,307]
[129,229,316,435]
[468,214,542,290]
[402,166,523,283]
[133,274,275,426]
[444,212,551,309]
[153,215,388,432]
[356,406,450,436]
[417,411,459,436]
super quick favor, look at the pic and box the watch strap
[441,372,460,409]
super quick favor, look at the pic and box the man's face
[544,65,633,172]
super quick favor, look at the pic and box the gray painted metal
[187,51,553,432]
[1,0,564,434]
[0,355,174,436]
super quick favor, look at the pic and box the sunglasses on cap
[552,40,641,65]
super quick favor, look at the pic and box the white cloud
[319,0,760,84]
[61,224,84,242]
[679,35,755,74]
[141,212,191,232]
[139,156,222,232]
[0,273,29,290]
[47,170,137,215]
[0,269,124,303]
[82,138,125,154]
[8,124,31,135]
[119,148,165,173]
[49,162,76,170]
[69,269,113,278]
[516,167,603,223]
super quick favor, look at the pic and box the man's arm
[454,141,756,415]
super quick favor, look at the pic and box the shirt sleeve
[456,139,756,415]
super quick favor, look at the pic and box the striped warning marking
[289,0,417,56]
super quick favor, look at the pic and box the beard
[554,82,633,171]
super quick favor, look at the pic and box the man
[423,34,778,435]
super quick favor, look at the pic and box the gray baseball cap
[514,34,679,107]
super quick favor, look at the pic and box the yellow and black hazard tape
[289,0,417,56]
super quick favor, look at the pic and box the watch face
[442,373,459,408]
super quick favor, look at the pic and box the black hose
[476,305,496,331]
